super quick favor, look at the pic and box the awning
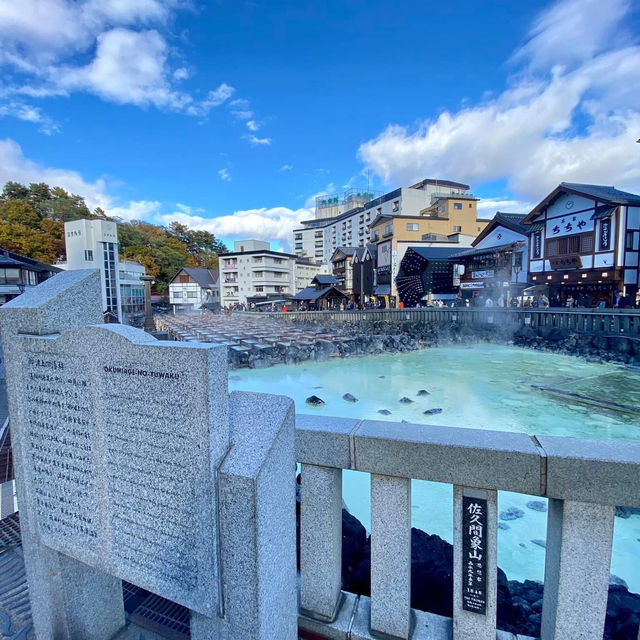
[0,285,21,295]
[528,222,545,233]
[523,284,549,295]
[591,205,616,220]
[374,284,391,295]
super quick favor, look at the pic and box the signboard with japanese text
[533,232,542,259]
[472,270,494,279]
[460,282,484,290]
[549,256,583,270]
[378,241,392,268]
[600,219,611,251]
[545,211,594,239]
[462,496,487,614]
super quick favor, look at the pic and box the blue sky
[0,0,639,250]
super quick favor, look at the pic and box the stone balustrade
[295,414,640,640]
[271,307,640,336]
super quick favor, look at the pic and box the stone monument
[0,269,297,640]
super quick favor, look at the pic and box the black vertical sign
[600,220,611,251]
[533,232,542,258]
[462,496,487,614]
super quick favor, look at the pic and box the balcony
[223,264,238,271]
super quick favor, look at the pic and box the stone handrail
[235,307,640,337]
[295,414,640,640]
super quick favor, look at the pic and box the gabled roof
[368,213,394,229]
[409,178,470,191]
[169,267,219,288]
[523,183,640,223]
[292,285,347,301]
[312,274,339,285]
[364,243,377,261]
[470,212,528,247]
[0,249,60,273]
[330,247,356,262]
[352,246,367,262]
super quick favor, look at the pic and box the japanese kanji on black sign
[462,495,487,614]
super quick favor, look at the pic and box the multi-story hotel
[293,179,483,265]
[220,240,323,307]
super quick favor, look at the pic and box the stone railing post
[453,486,497,640]
[541,499,615,640]
[370,473,412,639]
[300,464,343,622]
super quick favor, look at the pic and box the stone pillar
[0,479,15,518]
[541,499,615,640]
[0,270,125,640]
[140,275,155,333]
[453,486,497,640]
[370,473,412,639]
[299,463,343,622]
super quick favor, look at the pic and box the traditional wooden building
[522,183,640,307]
[0,249,60,306]
[449,212,529,304]
[291,274,348,310]
[351,244,377,303]
[329,247,356,295]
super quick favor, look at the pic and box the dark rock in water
[229,375,242,380]
[519,543,527,548]
[531,539,546,549]
[498,522,510,530]
[399,396,414,404]
[500,507,525,521]
[313,385,323,389]
[611,575,629,589]
[306,395,325,407]
[417,389,430,396]
[423,408,443,415]
[526,500,547,513]
[378,375,385,378]
[378,409,391,415]
[401,419,409,423]
[343,393,358,403]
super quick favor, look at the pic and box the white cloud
[218,168,231,182]
[0,138,110,210]
[244,134,272,146]
[246,119,259,131]
[157,206,313,249]
[358,0,640,203]
[476,197,534,219]
[108,199,162,221]
[280,164,293,171]
[0,101,59,134]
[513,0,632,71]
[0,0,234,121]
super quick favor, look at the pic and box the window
[454,203,463,210]
[406,223,419,231]
[84,250,93,261]
[384,223,393,235]
[626,230,635,250]
[295,243,303,250]
[186,291,198,298]
[255,286,264,292]
[546,232,592,257]
[173,291,183,298]
[469,203,472,208]
[377,208,382,215]
[392,201,400,212]
[453,226,462,232]
[294,233,303,241]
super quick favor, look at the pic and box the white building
[168,268,220,313]
[293,179,474,264]
[63,219,122,320]
[220,240,323,307]
[118,260,146,321]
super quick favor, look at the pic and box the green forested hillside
[0,181,226,294]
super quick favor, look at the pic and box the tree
[1,181,29,201]
[0,200,41,228]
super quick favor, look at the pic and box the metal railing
[260,307,640,337]
[296,414,640,639]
